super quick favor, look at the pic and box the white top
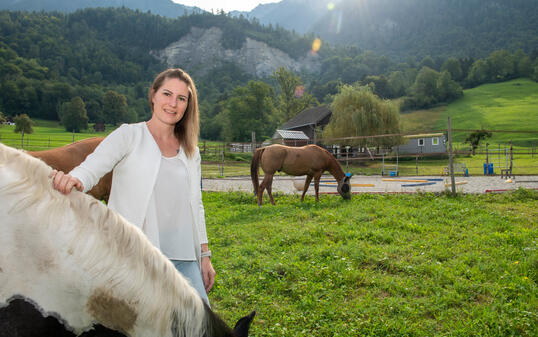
[70,123,207,267]
[149,150,196,261]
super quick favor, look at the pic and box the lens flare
[312,38,322,53]
[327,2,335,10]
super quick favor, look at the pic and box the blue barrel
[488,163,494,175]
[483,163,488,175]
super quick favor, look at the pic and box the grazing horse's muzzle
[337,175,352,200]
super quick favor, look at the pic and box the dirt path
[202,175,538,195]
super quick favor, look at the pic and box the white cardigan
[70,122,207,265]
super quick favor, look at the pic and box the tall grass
[205,190,537,336]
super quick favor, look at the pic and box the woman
[52,68,215,305]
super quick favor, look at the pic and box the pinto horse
[28,137,112,202]
[0,144,255,337]
[250,144,351,206]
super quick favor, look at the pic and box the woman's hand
[50,169,84,194]
[201,256,216,293]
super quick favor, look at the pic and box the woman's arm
[70,124,134,192]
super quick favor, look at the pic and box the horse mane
[315,145,345,181]
[0,144,208,336]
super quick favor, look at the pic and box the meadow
[205,190,537,337]
[398,78,538,147]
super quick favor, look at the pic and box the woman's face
[151,77,189,126]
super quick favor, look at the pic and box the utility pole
[448,117,456,195]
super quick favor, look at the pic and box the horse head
[337,175,352,200]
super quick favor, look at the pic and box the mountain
[0,0,203,17]
[235,0,538,60]
[230,0,329,34]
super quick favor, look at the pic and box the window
[432,137,439,146]
[418,138,425,146]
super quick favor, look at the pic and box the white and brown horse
[250,144,351,206]
[0,144,254,337]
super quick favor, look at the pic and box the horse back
[28,138,111,201]
[28,137,104,172]
[262,144,332,176]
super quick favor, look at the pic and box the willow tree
[323,85,401,149]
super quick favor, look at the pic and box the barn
[275,105,332,143]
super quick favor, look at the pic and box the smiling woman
[50,68,216,307]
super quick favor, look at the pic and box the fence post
[447,117,456,195]
[251,131,256,155]
[485,143,489,165]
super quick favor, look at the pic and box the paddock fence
[1,129,537,178]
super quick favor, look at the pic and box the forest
[0,7,537,141]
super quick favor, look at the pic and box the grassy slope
[206,190,537,337]
[400,78,538,146]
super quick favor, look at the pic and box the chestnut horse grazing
[28,137,112,202]
[0,144,255,337]
[250,144,351,206]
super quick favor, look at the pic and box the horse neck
[327,156,345,182]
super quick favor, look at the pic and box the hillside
[400,79,538,146]
[240,0,538,60]
[0,0,203,17]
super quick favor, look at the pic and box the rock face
[151,27,320,77]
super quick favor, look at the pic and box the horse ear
[233,311,256,337]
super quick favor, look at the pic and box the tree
[466,59,489,86]
[322,85,401,148]
[58,96,89,132]
[408,66,440,107]
[441,58,463,82]
[0,111,6,125]
[465,129,492,155]
[103,90,128,125]
[388,71,407,98]
[437,71,463,102]
[272,67,317,124]
[14,114,34,148]
[486,50,515,81]
[219,81,278,142]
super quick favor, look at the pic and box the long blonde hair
[149,68,200,158]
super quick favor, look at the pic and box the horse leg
[313,173,322,202]
[258,174,273,206]
[265,175,276,205]
[300,175,313,202]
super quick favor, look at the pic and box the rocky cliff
[151,26,320,77]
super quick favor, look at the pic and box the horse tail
[251,147,265,195]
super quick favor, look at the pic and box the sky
[172,1,279,13]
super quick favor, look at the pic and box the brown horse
[28,137,112,202]
[250,144,351,206]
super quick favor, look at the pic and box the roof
[404,133,444,139]
[272,129,309,140]
[280,105,332,130]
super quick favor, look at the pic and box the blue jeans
[170,260,210,306]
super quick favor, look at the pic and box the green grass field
[399,78,538,147]
[205,190,537,336]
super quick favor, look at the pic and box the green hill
[401,78,538,147]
